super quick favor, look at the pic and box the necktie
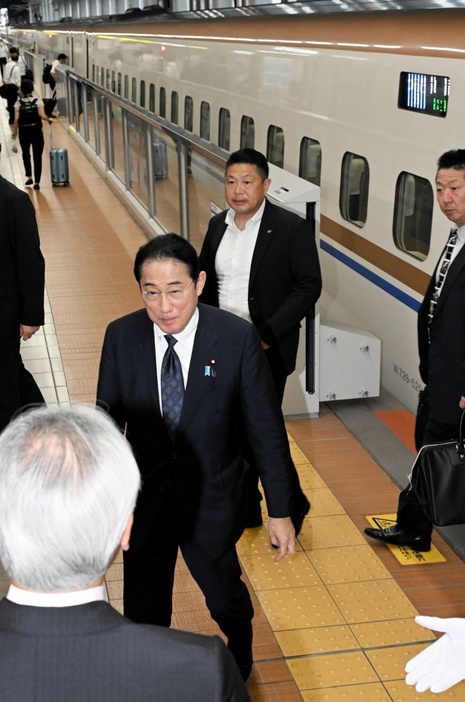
[428,229,458,328]
[161,334,184,437]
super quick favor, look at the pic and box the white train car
[11,8,465,412]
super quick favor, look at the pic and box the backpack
[18,98,39,126]
[42,63,52,84]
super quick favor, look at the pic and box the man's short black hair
[57,53,67,60]
[226,149,269,181]
[437,150,465,173]
[134,233,201,283]
[20,79,34,95]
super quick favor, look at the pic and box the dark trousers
[398,412,460,538]
[123,489,254,665]
[6,83,17,124]
[244,344,288,518]
[0,334,45,432]
[19,125,44,184]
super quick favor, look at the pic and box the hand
[20,325,40,341]
[261,340,270,350]
[460,396,465,409]
[405,615,465,693]
[268,517,295,562]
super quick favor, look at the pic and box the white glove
[405,615,465,693]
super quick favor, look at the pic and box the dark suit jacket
[97,304,296,559]
[0,598,250,701]
[0,175,44,337]
[199,199,322,375]
[417,238,465,431]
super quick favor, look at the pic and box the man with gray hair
[0,404,250,701]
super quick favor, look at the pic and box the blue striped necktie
[428,229,458,328]
[161,334,184,437]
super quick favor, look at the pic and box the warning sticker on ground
[366,514,446,565]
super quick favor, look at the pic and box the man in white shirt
[0,404,250,702]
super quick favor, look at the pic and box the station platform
[1,102,465,701]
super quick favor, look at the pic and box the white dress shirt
[7,583,106,607]
[152,307,199,414]
[215,199,266,322]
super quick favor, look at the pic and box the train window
[117,72,122,97]
[393,172,433,261]
[267,125,284,168]
[300,138,321,187]
[124,75,129,100]
[240,116,254,149]
[131,78,137,104]
[200,101,210,141]
[140,81,146,109]
[92,64,96,83]
[106,69,110,91]
[184,96,193,132]
[159,87,166,118]
[100,67,104,87]
[149,84,155,113]
[340,152,369,228]
[171,91,179,125]
[398,72,449,118]
[218,108,230,151]
[111,71,116,93]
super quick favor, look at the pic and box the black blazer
[199,199,322,375]
[0,598,250,701]
[417,239,465,430]
[97,304,296,559]
[0,175,44,336]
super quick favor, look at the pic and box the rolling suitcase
[50,125,69,186]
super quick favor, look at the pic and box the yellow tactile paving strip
[366,515,446,565]
[236,435,465,700]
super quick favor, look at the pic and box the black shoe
[364,524,431,552]
[292,493,310,537]
[237,662,252,682]
[25,178,33,186]
[33,183,40,190]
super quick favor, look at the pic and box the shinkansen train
[9,7,465,412]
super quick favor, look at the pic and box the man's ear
[120,514,134,552]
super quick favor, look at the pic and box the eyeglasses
[141,279,195,303]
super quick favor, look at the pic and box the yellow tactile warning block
[287,650,379,689]
[237,523,304,556]
[296,463,327,490]
[257,585,345,630]
[385,678,465,700]
[299,515,366,550]
[351,617,435,649]
[366,643,431,683]
[309,545,392,584]
[366,514,446,564]
[328,580,418,623]
[301,682,394,701]
[305,488,346,517]
[240,551,322,591]
[290,442,313,466]
[275,624,360,657]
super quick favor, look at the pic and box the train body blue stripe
[320,239,421,312]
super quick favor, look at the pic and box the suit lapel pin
[205,359,216,377]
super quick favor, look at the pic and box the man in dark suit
[0,162,45,433]
[0,404,249,702]
[97,234,302,681]
[199,148,321,526]
[365,149,465,552]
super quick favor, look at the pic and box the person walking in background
[0,40,7,78]
[14,78,52,191]
[0,404,250,702]
[9,46,27,78]
[365,149,465,553]
[50,52,67,99]
[199,148,322,527]
[0,148,45,433]
[2,52,21,152]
